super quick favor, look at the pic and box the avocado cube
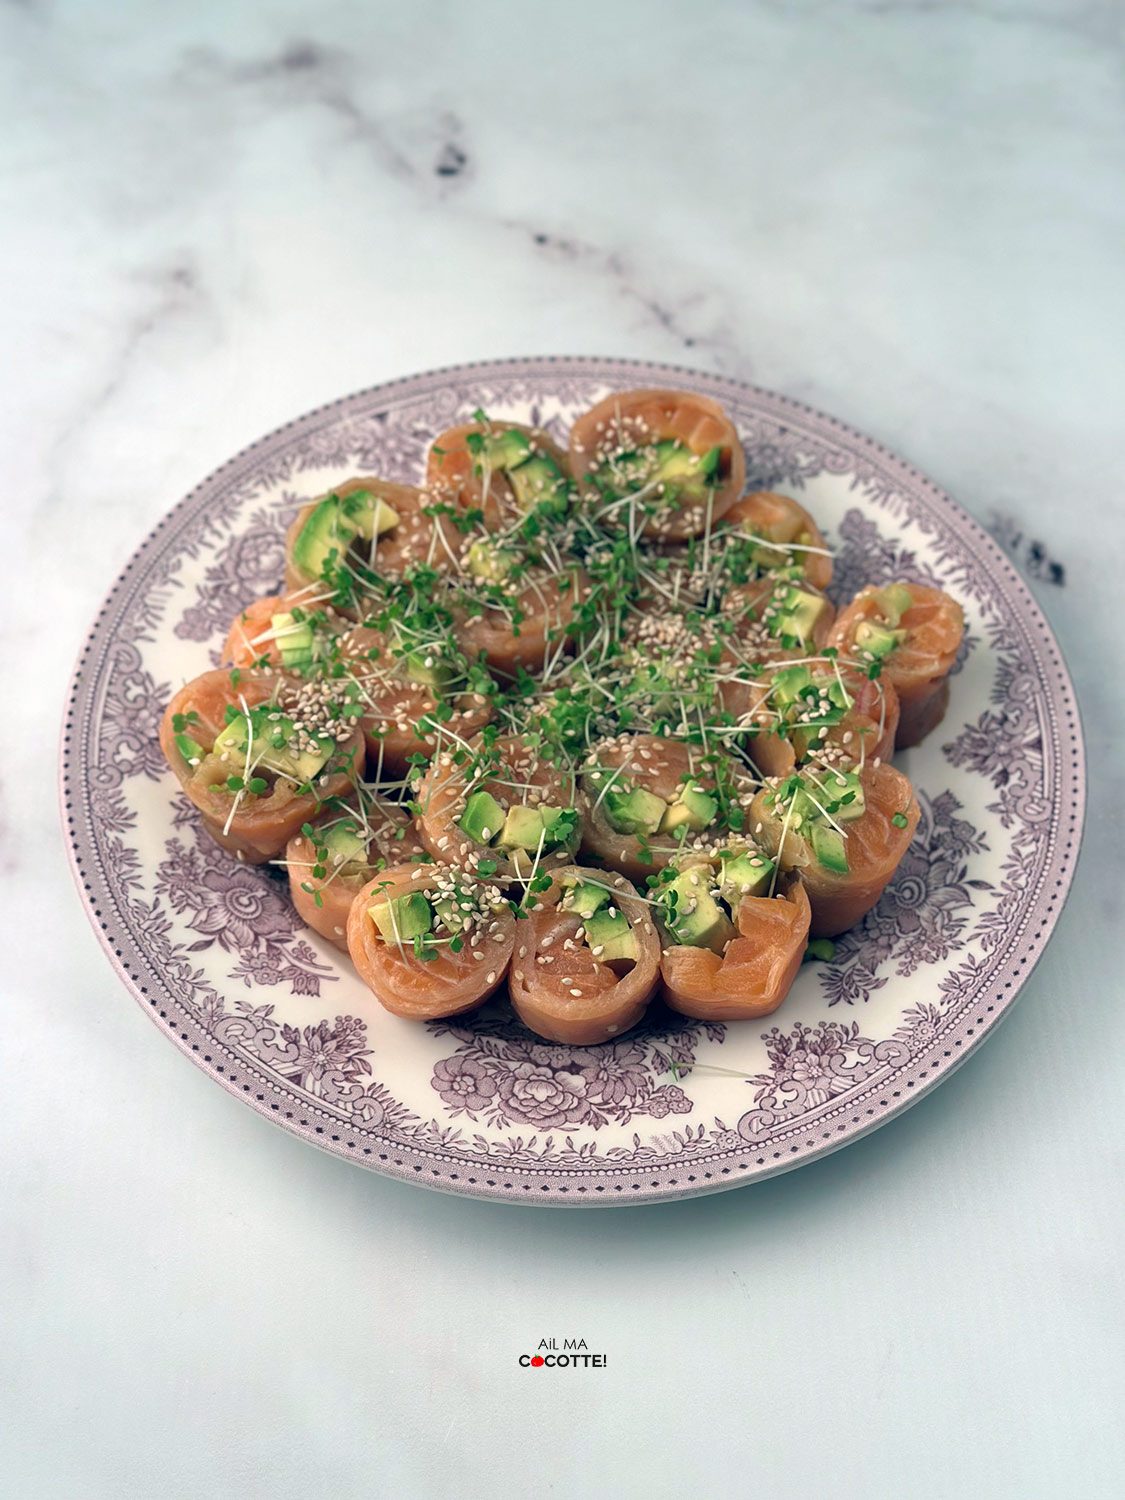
[876,583,914,628]
[466,538,515,582]
[507,453,569,512]
[403,649,452,690]
[773,587,826,645]
[175,732,205,766]
[215,712,332,783]
[434,895,470,934]
[348,492,400,540]
[583,907,639,967]
[486,428,532,471]
[719,851,774,905]
[659,784,718,835]
[663,869,737,955]
[270,611,314,672]
[291,497,358,577]
[369,892,433,944]
[458,790,505,845]
[855,620,906,659]
[604,786,667,836]
[772,665,813,706]
[562,881,610,920]
[318,819,367,865]
[826,770,866,822]
[497,805,546,852]
[539,806,577,847]
[811,824,849,873]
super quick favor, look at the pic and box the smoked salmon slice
[569,388,745,541]
[577,733,755,884]
[285,795,427,950]
[657,855,812,1021]
[347,862,516,1020]
[426,419,574,529]
[509,866,661,1044]
[160,668,365,863]
[829,582,964,749]
[749,760,920,937]
[720,491,834,592]
[413,733,580,876]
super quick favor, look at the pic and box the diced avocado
[466,538,515,582]
[662,868,736,955]
[584,907,639,966]
[652,440,721,498]
[175,732,204,765]
[213,712,333,784]
[497,805,546,852]
[318,820,367,865]
[369,892,433,943]
[719,850,774,904]
[658,784,718,835]
[507,453,569,512]
[562,881,610,920]
[773,587,825,644]
[772,664,812,706]
[876,583,914,628]
[342,489,399,539]
[270,611,314,672]
[811,824,849,873]
[403,649,452,690]
[604,785,667,836]
[826,770,866,822]
[434,895,471,934]
[486,428,532,470]
[855,620,906,659]
[459,789,505,844]
[291,497,357,578]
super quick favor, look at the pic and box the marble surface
[3,2,1123,1496]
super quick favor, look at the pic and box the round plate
[61,357,1085,1205]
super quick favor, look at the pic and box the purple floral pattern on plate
[61,357,1084,1205]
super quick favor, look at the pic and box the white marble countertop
[4,2,1123,1496]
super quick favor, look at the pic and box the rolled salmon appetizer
[221,591,345,676]
[347,863,516,1021]
[426,419,573,528]
[577,734,756,884]
[333,621,494,780]
[285,796,427,949]
[285,478,461,609]
[509,867,661,1045]
[829,581,965,749]
[160,669,365,863]
[653,847,811,1021]
[744,660,899,779]
[569,388,745,541]
[452,559,590,680]
[720,490,833,591]
[413,733,580,876]
[750,760,920,937]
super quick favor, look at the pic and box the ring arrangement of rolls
[161,389,964,1045]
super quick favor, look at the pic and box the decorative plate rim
[60,355,1086,1206]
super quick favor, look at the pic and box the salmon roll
[451,556,590,680]
[720,490,833,591]
[828,582,965,749]
[426,419,573,529]
[653,847,811,1021]
[159,669,365,863]
[347,863,516,1021]
[285,796,427,949]
[569,388,745,541]
[577,734,756,884]
[413,733,580,876]
[284,478,460,609]
[744,660,899,779]
[221,591,345,676]
[333,621,495,780]
[750,760,920,937]
[508,866,661,1045]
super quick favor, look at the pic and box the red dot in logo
[530,1356,545,1367]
